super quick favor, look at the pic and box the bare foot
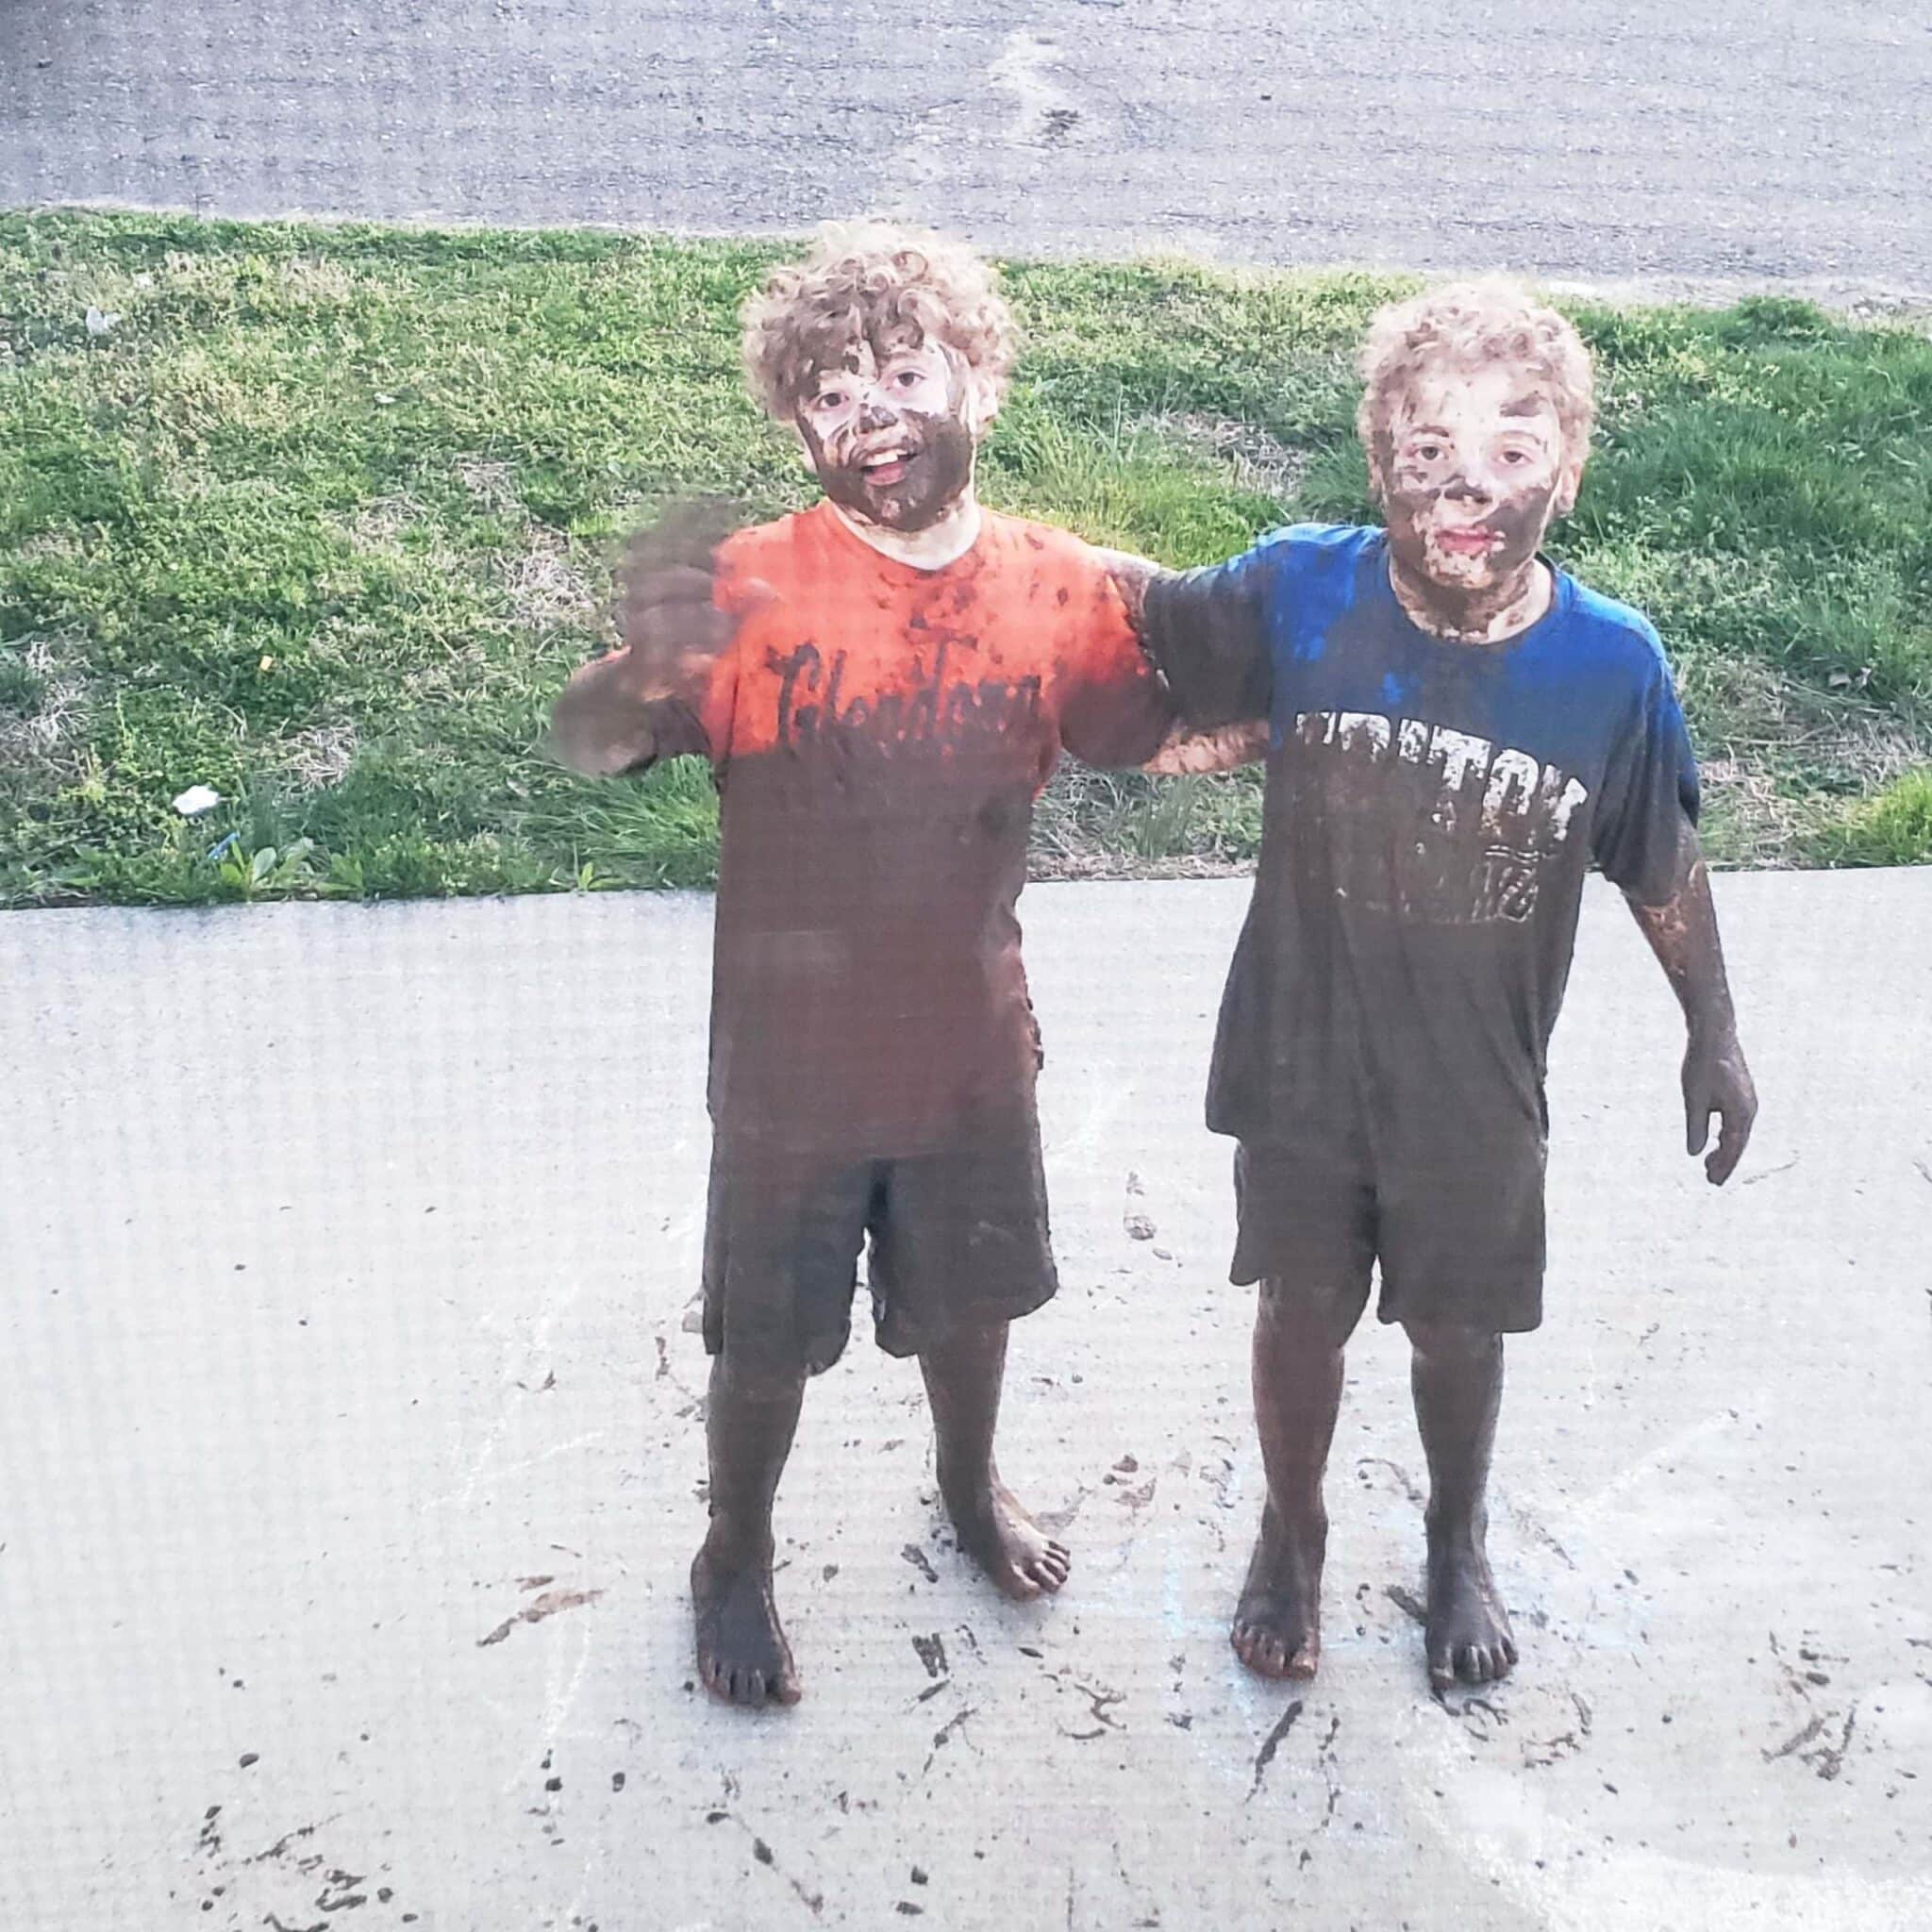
[1424,1531,1517,1690]
[691,1536,802,1707]
[1231,1502,1325,1679]
[941,1473,1070,1600]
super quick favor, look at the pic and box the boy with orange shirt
[552,223,1203,1707]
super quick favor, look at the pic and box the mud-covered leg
[1233,1277,1356,1679]
[919,1320,1069,1599]
[1405,1318,1517,1690]
[691,1357,807,1707]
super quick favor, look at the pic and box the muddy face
[795,331,983,534]
[1374,361,1576,607]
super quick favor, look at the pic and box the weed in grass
[1810,768,1932,867]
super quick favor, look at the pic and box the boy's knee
[1257,1274,1362,1352]
[711,1356,809,1405]
[1401,1317,1503,1365]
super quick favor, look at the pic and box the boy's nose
[858,397,900,432]
[1442,471,1491,503]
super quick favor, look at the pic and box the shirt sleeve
[1056,553,1179,770]
[1591,640,1700,906]
[1140,539,1280,730]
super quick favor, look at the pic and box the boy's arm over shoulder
[1037,529,1176,771]
[1047,530,1288,773]
[1107,544,1267,773]
[1121,528,1303,732]
[1040,525,1265,773]
[547,501,761,777]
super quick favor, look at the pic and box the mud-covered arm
[1591,646,1753,1182]
[1096,545,1274,734]
[547,501,753,777]
[1049,548,1177,771]
[1625,815,1757,1186]
[1089,551,1268,774]
[549,653,712,778]
[1141,716,1271,774]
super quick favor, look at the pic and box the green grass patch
[2,211,1928,905]
[1807,767,1932,866]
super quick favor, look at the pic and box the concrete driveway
[4,0,1929,300]
[1,871,1928,1928]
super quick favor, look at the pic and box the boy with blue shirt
[1121,281,1757,1692]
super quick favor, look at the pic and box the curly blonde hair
[741,219,1018,424]
[1357,278,1596,484]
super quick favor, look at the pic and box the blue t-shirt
[1143,523,1699,1149]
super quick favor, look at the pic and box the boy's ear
[1554,454,1586,519]
[959,367,1001,440]
[1361,423,1391,508]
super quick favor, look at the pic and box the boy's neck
[1388,551,1555,646]
[831,488,983,572]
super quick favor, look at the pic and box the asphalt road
[4,0,1930,298]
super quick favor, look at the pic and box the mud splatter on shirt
[1144,523,1698,1151]
[658,503,1173,1154]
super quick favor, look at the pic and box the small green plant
[1814,769,1932,867]
[208,833,321,898]
[0,654,47,715]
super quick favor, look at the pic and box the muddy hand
[1684,1029,1757,1185]
[547,499,768,776]
[614,497,760,695]
[1144,718,1270,775]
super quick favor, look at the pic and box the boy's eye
[814,390,846,413]
[1416,441,1443,461]
[894,368,922,388]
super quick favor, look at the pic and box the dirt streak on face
[794,325,984,535]
[1373,359,1580,642]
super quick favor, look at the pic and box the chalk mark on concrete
[476,1586,604,1648]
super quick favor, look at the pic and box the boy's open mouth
[858,446,917,489]
[1436,525,1502,558]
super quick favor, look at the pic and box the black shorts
[702,1107,1058,1378]
[1230,1108,1546,1335]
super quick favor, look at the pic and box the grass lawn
[2,209,1929,907]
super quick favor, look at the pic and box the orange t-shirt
[658,502,1173,1155]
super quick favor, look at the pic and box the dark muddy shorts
[1230,1107,1546,1335]
[702,1107,1058,1379]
